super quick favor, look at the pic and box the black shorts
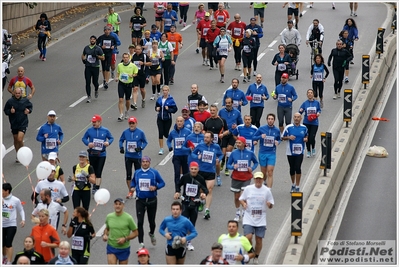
[208,3,218,11]
[198,171,216,181]
[149,68,162,76]
[200,38,207,49]
[155,17,163,22]
[101,53,112,71]
[287,8,299,17]
[254,8,265,18]
[3,226,17,247]
[221,133,235,148]
[11,128,26,135]
[217,55,228,61]
[131,31,143,39]
[165,244,187,259]
[133,74,146,88]
[118,82,133,99]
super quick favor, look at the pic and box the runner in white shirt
[239,172,274,264]
[33,165,69,205]
[31,188,68,234]
[2,183,26,265]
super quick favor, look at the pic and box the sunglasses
[129,122,136,124]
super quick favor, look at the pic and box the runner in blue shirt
[245,74,269,127]
[222,78,248,112]
[163,4,178,33]
[232,115,258,152]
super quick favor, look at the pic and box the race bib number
[253,94,261,103]
[120,73,129,82]
[127,141,137,153]
[264,136,275,147]
[87,55,96,63]
[233,27,241,36]
[202,151,214,164]
[292,143,302,154]
[233,100,239,108]
[307,107,317,115]
[175,137,185,149]
[45,138,56,149]
[219,44,228,55]
[76,173,86,182]
[245,139,252,151]
[251,207,263,217]
[278,63,287,71]
[237,160,248,172]
[103,40,111,49]
[165,19,172,26]
[171,42,176,49]
[93,138,104,151]
[224,253,236,264]
[133,23,141,31]
[189,100,198,110]
[157,5,164,11]
[139,178,151,191]
[313,72,323,81]
[243,45,251,53]
[278,94,287,103]
[151,57,160,65]
[213,135,219,144]
[133,61,141,70]
[217,15,224,22]
[2,211,10,219]
[203,28,209,36]
[185,183,198,197]
[72,236,84,251]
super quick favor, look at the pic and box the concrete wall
[282,6,397,264]
[2,2,90,34]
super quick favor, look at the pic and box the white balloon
[36,161,53,180]
[94,188,111,205]
[17,147,33,167]
[2,144,6,159]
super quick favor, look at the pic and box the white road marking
[268,40,277,48]
[180,24,192,31]
[69,96,88,107]
[159,151,174,165]
[6,145,14,154]
[96,224,106,237]
[257,52,266,61]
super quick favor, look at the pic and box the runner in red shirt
[213,3,230,28]
[7,66,36,99]
[193,101,211,124]
[227,14,246,71]
[196,12,212,66]
[205,20,221,70]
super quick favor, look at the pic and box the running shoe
[291,185,296,192]
[157,92,161,97]
[95,91,99,98]
[209,66,213,70]
[126,191,133,199]
[124,111,129,120]
[141,99,146,108]
[138,243,145,250]
[247,76,251,82]
[353,13,357,17]
[333,94,337,100]
[39,53,43,59]
[42,57,46,61]
[118,114,123,122]
[261,23,263,28]
[234,213,240,222]
[169,78,174,85]
[204,210,210,220]
[86,96,91,103]
[150,95,155,100]
[111,71,115,79]
[350,61,354,64]
[295,187,300,192]
[337,92,341,98]
[92,187,97,195]
[224,168,230,176]
[220,77,224,83]
[196,48,199,54]
[15,158,19,163]
[237,66,242,71]
[216,175,222,186]
[203,59,206,66]
[187,242,194,251]
[131,103,138,110]
[220,160,225,169]
[253,71,257,76]
[149,232,156,246]
[104,82,109,90]
[253,257,259,265]
[145,77,149,84]
[183,22,186,27]
[198,202,204,212]
[307,151,311,158]
[344,77,349,83]
[179,19,183,24]
[312,148,316,156]
[320,100,324,108]
[158,148,164,155]
[299,12,303,17]
[234,65,238,70]
[205,59,210,66]
[243,77,247,83]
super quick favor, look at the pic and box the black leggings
[172,155,188,189]
[287,154,303,176]
[71,250,89,264]
[312,81,324,99]
[333,67,345,94]
[253,46,260,71]
[160,59,171,85]
[207,43,218,68]
[136,198,157,243]
[242,53,253,69]
[250,107,264,128]
[304,124,318,151]
[37,35,47,52]
[179,5,189,22]
[84,66,100,97]
[157,117,172,139]
[233,45,242,64]
[72,189,91,211]
[277,106,292,127]
[182,202,199,226]
[101,53,112,72]
[125,157,141,181]
[88,156,106,178]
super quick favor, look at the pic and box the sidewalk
[10,3,134,64]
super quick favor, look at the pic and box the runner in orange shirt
[166,25,183,85]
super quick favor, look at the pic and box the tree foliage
[25,2,37,9]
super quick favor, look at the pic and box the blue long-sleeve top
[227,148,258,170]
[159,215,198,245]
[245,82,269,108]
[156,94,178,121]
[245,23,263,47]
[82,126,114,157]
[343,24,359,40]
[231,124,258,152]
[36,122,64,154]
[191,143,223,173]
[163,10,178,31]
[150,31,162,41]
[299,99,321,126]
[184,117,196,133]
[253,124,281,153]
[130,167,165,199]
[273,83,297,107]
[119,127,148,159]
[222,88,248,112]
[110,31,121,54]
[167,124,192,156]
[218,108,243,131]
[184,132,204,165]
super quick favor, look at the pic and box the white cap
[51,165,56,171]
[48,152,57,161]
[47,110,56,116]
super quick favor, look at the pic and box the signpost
[376,28,385,58]
[343,89,352,127]
[362,55,370,89]
[320,132,332,176]
[291,192,302,244]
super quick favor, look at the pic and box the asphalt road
[1,2,390,265]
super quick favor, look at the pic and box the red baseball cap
[237,136,246,144]
[91,114,102,122]
[128,117,138,123]
[190,161,199,167]
[137,248,150,257]
[281,73,289,79]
